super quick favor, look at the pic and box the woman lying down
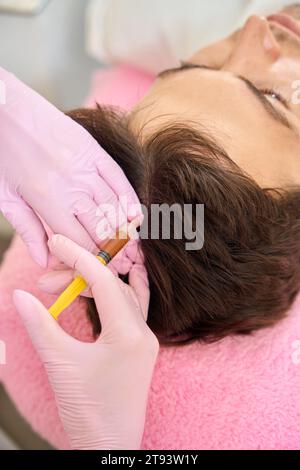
[1,4,300,449]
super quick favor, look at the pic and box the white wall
[0,0,100,109]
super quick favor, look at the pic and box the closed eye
[260,88,289,108]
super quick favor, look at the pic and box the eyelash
[259,88,288,107]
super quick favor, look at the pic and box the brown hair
[67,105,300,344]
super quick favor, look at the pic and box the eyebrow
[157,63,294,132]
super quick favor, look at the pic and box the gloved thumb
[13,289,72,361]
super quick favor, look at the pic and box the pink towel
[0,65,300,450]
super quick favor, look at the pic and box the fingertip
[13,288,27,304]
[13,289,39,314]
[48,234,75,258]
[48,233,96,257]
[13,289,33,302]
[127,203,143,223]
[48,234,65,249]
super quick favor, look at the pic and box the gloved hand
[13,234,159,450]
[0,67,140,267]
[37,238,142,297]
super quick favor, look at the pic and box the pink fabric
[0,65,300,450]
[84,64,154,110]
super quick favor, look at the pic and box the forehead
[129,68,300,188]
[130,69,262,137]
[132,70,233,124]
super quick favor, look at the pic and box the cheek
[271,57,300,75]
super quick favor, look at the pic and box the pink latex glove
[13,234,159,450]
[0,67,140,267]
[38,238,143,297]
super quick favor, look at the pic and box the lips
[267,13,300,39]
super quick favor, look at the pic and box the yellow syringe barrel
[48,227,131,320]
[48,255,106,320]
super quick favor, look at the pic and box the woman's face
[130,6,300,189]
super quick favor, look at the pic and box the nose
[224,15,281,73]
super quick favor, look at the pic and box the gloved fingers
[13,289,75,360]
[92,179,127,233]
[91,204,115,243]
[37,203,97,254]
[38,268,92,297]
[109,236,143,275]
[48,234,145,335]
[95,157,141,220]
[1,196,48,267]
[128,263,150,321]
[38,269,74,294]
[73,196,108,246]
